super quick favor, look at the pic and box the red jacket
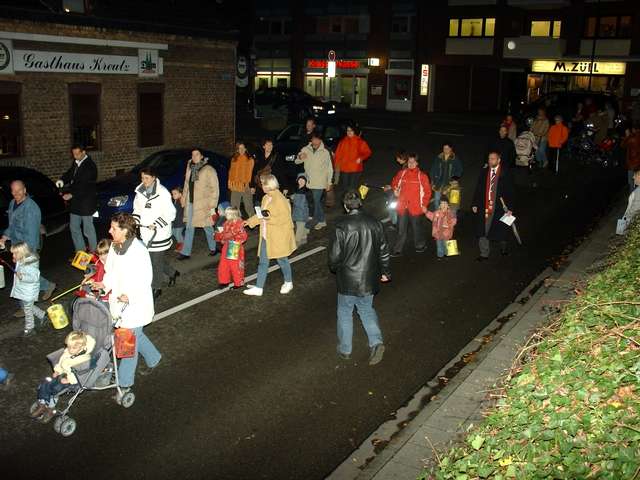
[426,209,457,240]
[214,219,248,244]
[334,135,372,173]
[391,167,432,216]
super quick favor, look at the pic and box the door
[353,75,368,108]
[386,74,413,111]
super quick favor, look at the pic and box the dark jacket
[328,209,391,297]
[429,153,463,191]
[488,137,516,168]
[61,155,98,216]
[252,150,279,190]
[471,164,515,242]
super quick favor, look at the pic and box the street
[0,113,624,479]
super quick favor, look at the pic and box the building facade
[0,5,237,180]
[245,0,639,113]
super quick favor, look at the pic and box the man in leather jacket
[328,191,391,365]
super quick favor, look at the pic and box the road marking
[153,245,327,322]
[362,126,397,132]
[426,131,465,137]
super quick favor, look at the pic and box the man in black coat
[328,191,390,365]
[61,144,98,252]
[471,151,516,260]
[488,126,516,169]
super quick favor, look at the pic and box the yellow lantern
[358,184,370,200]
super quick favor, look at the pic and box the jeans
[536,137,548,167]
[172,227,184,244]
[117,326,162,388]
[436,239,446,257]
[256,240,292,289]
[394,213,426,253]
[22,300,45,331]
[149,250,176,289]
[432,190,441,211]
[295,221,308,245]
[37,376,67,407]
[337,294,383,355]
[69,214,97,252]
[309,189,325,226]
[181,203,216,256]
[230,189,254,218]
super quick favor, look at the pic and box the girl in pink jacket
[425,196,457,258]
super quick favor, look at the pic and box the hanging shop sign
[419,64,430,96]
[531,60,626,76]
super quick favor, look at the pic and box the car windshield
[131,152,187,177]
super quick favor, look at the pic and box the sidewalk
[327,191,626,480]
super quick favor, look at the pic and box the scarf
[189,158,209,183]
[484,165,500,219]
[112,237,135,256]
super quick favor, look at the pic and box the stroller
[29,298,135,437]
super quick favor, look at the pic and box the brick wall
[0,18,236,180]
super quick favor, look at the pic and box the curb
[327,194,625,480]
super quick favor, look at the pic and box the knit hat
[296,173,307,184]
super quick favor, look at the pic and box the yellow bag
[71,250,93,271]
[445,239,460,256]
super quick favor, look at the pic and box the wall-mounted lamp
[368,58,380,67]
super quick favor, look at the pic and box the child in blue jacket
[10,242,47,337]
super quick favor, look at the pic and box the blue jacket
[291,189,311,222]
[429,154,463,191]
[10,254,40,302]
[3,196,41,251]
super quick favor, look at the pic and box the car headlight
[312,105,324,110]
[388,200,398,209]
[107,195,129,207]
[327,109,336,114]
[285,154,296,162]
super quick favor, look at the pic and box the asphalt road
[0,115,625,479]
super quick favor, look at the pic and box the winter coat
[531,117,550,143]
[246,189,296,259]
[334,135,372,173]
[430,153,463,191]
[488,137,516,168]
[214,219,248,245]
[471,164,515,242]
[173,198,184,228]
[622,131,640,171]
[53,335,96,385]
[390,167,432,216]
[102,238,154,329]
[624,186,640,223]
[228,153,255,192]
[291,186,312,222]
[426,209,457,240]
[132,179,176,252]
[3,196,42,251]
[60,155,98,216]
[547,123,569,148]
[181,160,219,228]
[295,142,333,190]
[252,150,279,190]
[328,209,391,297]
[10,254,40,302]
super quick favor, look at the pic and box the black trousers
[340,172,361,193]
[394,213,426,253]
[150,250,176,289]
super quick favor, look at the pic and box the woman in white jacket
[93,213,161,391]
[132,167,178,299]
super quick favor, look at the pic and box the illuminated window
[461,18,483,37]
[585,17,597,37]
[485,18,495,36]
[531,21,550,37]
[552,21,561,38]
[599,16,617,37]
[449,19,459,36]
[586,15,632,38]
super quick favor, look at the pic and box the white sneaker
[280,282,293,294]
[243,286,263,296]
[314,222,327,230]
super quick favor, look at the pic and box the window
[345,18,359,34]
[62,0,85,13]
[138,83,164,148]
[331,18,342,33]
[255,19,269,34]
[449,18,495,37]
[283,20,292,35]
[531,20,561,38]
[69,83,100,150]
[392,16,409,33]
[0,82,21,158]
[270,20,282,35]
[585,15,633,38]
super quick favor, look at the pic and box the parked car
[253,87,341,122]
[96,149,229,222]
[519,91,619,130]
[0,166,69,238]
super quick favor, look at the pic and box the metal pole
[588,0,599,91]
[555,148,560,174]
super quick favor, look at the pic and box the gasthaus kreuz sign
[0,39,162,77]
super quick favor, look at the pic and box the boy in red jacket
[390,153,432,256]
[214,206,248,288]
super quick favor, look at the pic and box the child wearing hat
[425,196,458,259]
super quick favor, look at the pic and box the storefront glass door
[386,74,413,111]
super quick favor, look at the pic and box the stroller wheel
[120,391,136,409]
[53,415,64,434]
[59,417,77,437]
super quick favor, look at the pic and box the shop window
[449,18,495,37]
[62,0,86,14]
[138,84,164,148]
[598,16,617,37]
[69,83,100,150]
[0,82,21,158]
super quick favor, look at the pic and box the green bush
[424,222,640,480]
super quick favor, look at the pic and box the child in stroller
[29,297,136,437]
[30,330,95,423]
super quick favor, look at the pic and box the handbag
[616,218,628,235]
[114,328,136,359]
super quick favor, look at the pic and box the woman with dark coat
[252,139,281,200]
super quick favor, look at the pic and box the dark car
[96,149,229,222]
[254,87,340,122]
[0,166,68,238]
[519,91,618,128]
